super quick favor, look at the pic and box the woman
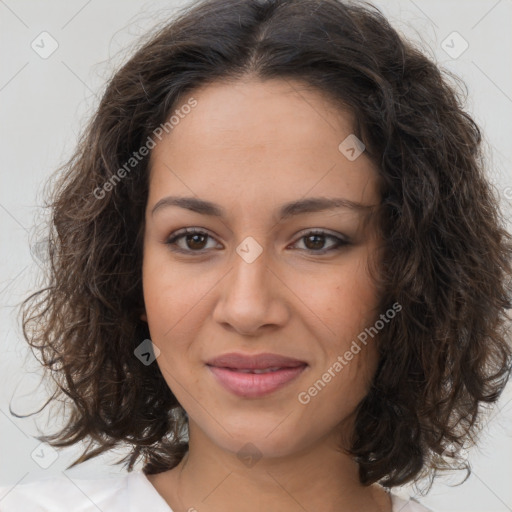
[1,0,511,510]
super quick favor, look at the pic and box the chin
[201,417,311,460]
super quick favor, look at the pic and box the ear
[140,311,148,322]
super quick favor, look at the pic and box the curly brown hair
[16,0,512,489]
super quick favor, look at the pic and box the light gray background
[1,1,511,511]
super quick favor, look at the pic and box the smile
[207,364,307,398]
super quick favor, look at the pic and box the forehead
[151,77,356,158]
[147,78,380,213]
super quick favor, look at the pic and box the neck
[147,421,391,512]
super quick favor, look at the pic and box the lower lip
[207,365,307,398]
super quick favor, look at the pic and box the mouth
[221,367,294,374]
[206,352,308,398]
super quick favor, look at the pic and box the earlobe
[140,311,148,322]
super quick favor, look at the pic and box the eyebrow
[151,195,376,220]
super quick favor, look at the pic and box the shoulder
[0,472,130,511]
[0,470,172,512]
[390,492,434,512]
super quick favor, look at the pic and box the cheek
[331,261,381,385]
[296,252,380,339]
[141,247,220,400]
[141,247,207,341]
[296,327,380,445]
[141,261,201,398]
[297,253,381,400]
[141,262,192,396]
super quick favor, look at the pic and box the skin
[141,77,390,512]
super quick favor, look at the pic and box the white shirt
[0,470,433,511]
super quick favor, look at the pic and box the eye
[290,230,349,254]
[165,228,221,253]
[165,228,349,255]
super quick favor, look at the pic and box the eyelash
[164,228,349,255]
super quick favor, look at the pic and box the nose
[212,242,290,336]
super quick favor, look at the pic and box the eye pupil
[305,234,325,250]
[187,233,207,250]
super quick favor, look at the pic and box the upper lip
[206,352,307,370]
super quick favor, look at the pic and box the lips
[206,352,308,398]
[206,352,307,371]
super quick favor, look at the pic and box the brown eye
[165,228,220,253]
[304,233,327,250]
[165,228,349,255]
[292,230,349,254]
[185,233,208,250]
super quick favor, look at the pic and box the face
[141,78,382,459]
